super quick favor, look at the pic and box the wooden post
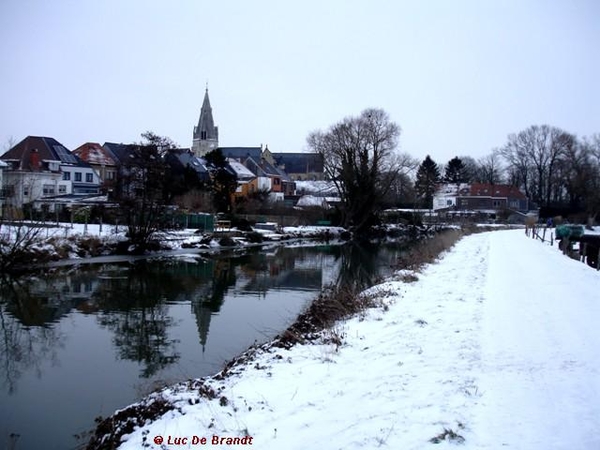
[542,227,546,243]
[581,243,587,263]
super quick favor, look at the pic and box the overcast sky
[1,0,598,164]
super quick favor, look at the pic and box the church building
[192,88,219,156]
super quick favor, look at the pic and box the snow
[111,229,600,450]
[294,180,337,195]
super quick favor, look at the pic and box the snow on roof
[295,180,337,195]
[227,158,256,179]
[296,195,326,207]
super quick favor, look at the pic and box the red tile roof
[72,142,117,166]
[469,183,527,199]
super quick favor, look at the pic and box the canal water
[0,242,406,450]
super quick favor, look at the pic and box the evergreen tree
[444,156,468,183]
[415,155,441,208]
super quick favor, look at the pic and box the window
[86,173,93,183]
[23,187,29,196]
[63,172,71,181]
[201,131,207,140]
[446,200,452,206]
[59,185,67,194]
[107,171,116,180]
[493,200,501,207]
[43,184,55,195]
[75,172,82,182]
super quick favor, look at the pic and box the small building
[72,142,118,192]
[433,182,528,215]
[226,158,257,200]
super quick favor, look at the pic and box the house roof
[218,147,262,162]
[73,142,117,166]
[226,158,256,180]
[469,183,527,199]
[102,142,136,164]
[1,136,90,171]
[166,148,210,179]
[272,152,324,174]
[244,156,293,182]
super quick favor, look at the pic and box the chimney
[30,148,40,170]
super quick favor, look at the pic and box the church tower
[192,88,219,156]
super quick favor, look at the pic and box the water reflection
[0,241,410,449]
[0,280,65,394]
[0,246,339,392]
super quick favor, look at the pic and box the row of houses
[0,135,326,217]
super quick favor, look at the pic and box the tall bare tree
[307,108,405,234]
[477,151,504,184]
[500,125,574,206]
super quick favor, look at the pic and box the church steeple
[192,88,219,156]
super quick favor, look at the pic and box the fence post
[562,237,569,255]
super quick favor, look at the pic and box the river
[0,242,406,450]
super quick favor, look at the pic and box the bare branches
[501,124,574,206]
[307,108,402,234]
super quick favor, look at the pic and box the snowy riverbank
[90,229,600,450]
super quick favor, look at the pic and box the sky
[0,0,598,164]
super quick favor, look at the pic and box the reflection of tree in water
[93,263,184,378]
[0,280,63,394]
[97,308,177,378]
[334,242,382,292]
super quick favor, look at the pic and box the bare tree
[477,151,504,184]
[458,155,478,183]
[500,125,574,206]
[0,221,46,274]
[307,108,405,234]
[2,136,16,153]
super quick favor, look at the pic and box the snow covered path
[115,230,600,450]
[474,231,600,449]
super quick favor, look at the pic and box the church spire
[192,88,219,156]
